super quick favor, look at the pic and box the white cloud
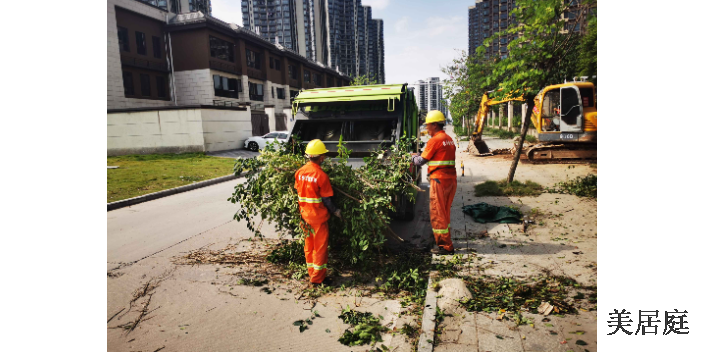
[394,17,409,33]
[362,0,391,11]
[210,0,243,26]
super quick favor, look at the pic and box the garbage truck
[288,83,421,220]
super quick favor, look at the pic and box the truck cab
[289,83,421,219]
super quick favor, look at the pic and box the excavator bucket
[467,139,493,156]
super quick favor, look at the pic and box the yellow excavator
[469,80,597,162]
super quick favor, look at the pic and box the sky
[210,0,474,85]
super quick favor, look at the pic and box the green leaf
[576,340,588,346]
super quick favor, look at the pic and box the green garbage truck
[289,83,421,220]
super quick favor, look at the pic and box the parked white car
[244,131,289,152]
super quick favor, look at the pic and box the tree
[577,16,597,85]
[444,0,595,182]
[350,74,378,86]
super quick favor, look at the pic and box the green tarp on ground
[462,202,523,224]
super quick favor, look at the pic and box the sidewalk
[430,130,597,352]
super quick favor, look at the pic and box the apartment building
[109,0,349,110]
[108,0,351,155]
[135,0,212,14]
[467,0,517,60]
[242,0,385,82]
[411,77,447,118]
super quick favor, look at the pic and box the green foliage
[474,179,543,197]
[350,74,378,86]
[266,239,305,265]
[375,251,431,305]
[229,137,418,268]
[578,16,597,84]
[547,174,597,198]
[460,276,594,316]
[338,307,388,346]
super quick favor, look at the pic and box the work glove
[334,209,342,219]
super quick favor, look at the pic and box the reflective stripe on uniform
[306,263,327,270]
[298,196,322,203]
[428,160,456,166]
[432,227,449,234]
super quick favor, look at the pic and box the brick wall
[174,69,214,105]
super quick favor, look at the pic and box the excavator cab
[533,82,596,143]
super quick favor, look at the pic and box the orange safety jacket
[421,130,457,179]
[294,162,334,224]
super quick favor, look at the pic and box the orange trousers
[302,221,329,283]
[429,177,457,252]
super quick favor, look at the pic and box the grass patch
[474,179,543,197]
[547,174,597,198]
[107,153,235,202]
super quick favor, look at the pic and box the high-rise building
[368,19,384,83]
[137,0,212,15]
[467,0,516,60]
[411,78,447,118]
[242,0,384,83]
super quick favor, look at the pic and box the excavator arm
[469,91,524,155]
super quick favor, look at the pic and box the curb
[418,271,438,352]
[107,173,242,212]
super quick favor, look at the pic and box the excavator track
[523,142,597,164]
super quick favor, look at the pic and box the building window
[249,83,264,101]
[288,65,298,79]
[210,36,234,62]
[156,76,167,98]
[271,87,275,98]
[136,32,147,55]
[213,75,239,98]
[304,70,310,83]
[140,74,151,97]
[123,72,134,96]
[276,87,285,99]
[246,49,262,69]
[327,76,333,86]
[118,27,129,52]
[152,36,161,59]
[313,73,321,85]
[290,90,298,99]
[269,58,281,70]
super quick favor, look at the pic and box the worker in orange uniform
[295,139,342,286]
[411,110,457,255]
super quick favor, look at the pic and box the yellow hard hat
[305,139,329,156]
[424,110,446,125]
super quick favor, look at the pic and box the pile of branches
[171,243,267,266]
[229,137,419,268]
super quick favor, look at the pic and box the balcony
[121,55,169,73]
[210,60,241,75]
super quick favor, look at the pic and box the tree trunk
[507,100,535,183]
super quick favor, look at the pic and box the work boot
[430,247,455,255]
[311,277,334,287]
